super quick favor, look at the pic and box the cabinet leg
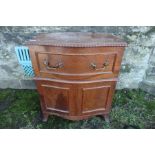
[42,113,49,122]
[103,114,110,123]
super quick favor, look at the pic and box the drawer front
[30,46,124,80]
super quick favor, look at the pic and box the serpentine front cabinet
[27,32,127,122]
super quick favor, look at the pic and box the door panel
[82,86,110,113]
[42,85,70,113]
[35,80,73,115]
[78,80,116,115]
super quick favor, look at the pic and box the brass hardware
[90,63,97,69]
[43,59,63,70]
[90,60,109,70]
[103,60,109,68]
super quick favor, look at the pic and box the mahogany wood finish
[27,32,127,122]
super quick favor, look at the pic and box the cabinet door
[35,80,73,115]
[78,80,116,115]
[42,85,70,113]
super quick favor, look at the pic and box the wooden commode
[27,32,127,122]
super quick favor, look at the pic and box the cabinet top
[27,32,127,47]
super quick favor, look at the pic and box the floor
[0,89,155,129]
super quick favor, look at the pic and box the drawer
[30,46,124,80]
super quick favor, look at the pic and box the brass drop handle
[43,59,64,70]
[90,63,97,69]
[103,61,109,67]
[90,60,109,70]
